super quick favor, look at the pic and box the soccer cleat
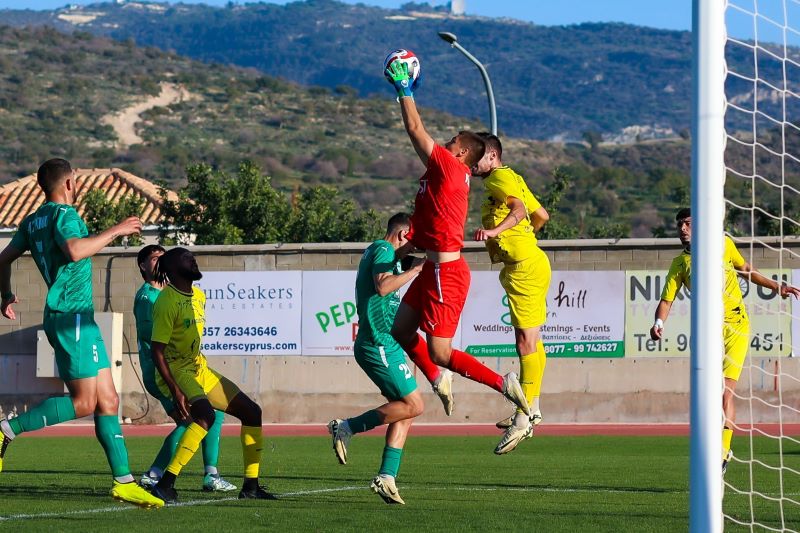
[432,369,455,416]
[370,474,405,505]
[111,480,165,508]
[139,471,160,489]
[497,410,542,430]
[0,419,15,474]
[494,422,533,455]
[238,485,278,500]
[150,482,178,505]
[203,473,238,492]
[327,419,352,465]
[501,372,530,416]
[722,449,733,476]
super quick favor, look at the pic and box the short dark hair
[37,158,72,194]
[458,131,486,168]
[154,246,191,284]
[136,244,166,280]
[676,207,691,221]
[476,132,503,160]
[386,212,411,235]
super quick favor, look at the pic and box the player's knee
[242,400,262,427]
[391,324,411,346]
[190,400,215,429]
[428,346,450,366]
[70,392,97,418]
[96,390,120,414]
[407,395,424,418]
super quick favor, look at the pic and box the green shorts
[354,340,417,401]
[43,310,110,382]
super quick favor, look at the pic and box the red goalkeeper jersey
[408,144,471,252]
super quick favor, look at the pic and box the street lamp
[437,31,497,136]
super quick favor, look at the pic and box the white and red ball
[383,49,421,82]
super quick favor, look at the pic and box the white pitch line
[2,484,798,522]
[0,486,363,522]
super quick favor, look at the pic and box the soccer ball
[383,49,421,82]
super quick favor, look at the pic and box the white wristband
[654,318,664,330]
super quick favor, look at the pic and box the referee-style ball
[383,49,421,82]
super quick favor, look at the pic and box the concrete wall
[2,238,800,425]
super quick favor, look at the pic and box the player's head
[675,207,691,246]
[154,247,202,284]
[445,131,486,169]
[385,212,412,249]
[137,244,166,282]
[472,132,503,177]
[37,158,75,202]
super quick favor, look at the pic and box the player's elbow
[62,241,82,262]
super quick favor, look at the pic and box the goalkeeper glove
[385,61,415,99]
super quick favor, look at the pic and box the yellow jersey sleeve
[661,255,688,302]
[724,236,746,269]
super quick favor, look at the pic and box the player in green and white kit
[0,158,163,508]
[328,213,425,505]
[134,245,236,492]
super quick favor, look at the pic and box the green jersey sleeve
[53,207,85,248]
[9,222,29,253]
[371,242,396,278]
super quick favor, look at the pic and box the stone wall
[2,238,799,424]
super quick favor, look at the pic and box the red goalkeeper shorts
[401,257,470,338]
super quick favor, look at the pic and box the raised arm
[60,216,142,262]
[386,61,434,165]
[374,257,424,296]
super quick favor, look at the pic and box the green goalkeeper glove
[385,61,414,99]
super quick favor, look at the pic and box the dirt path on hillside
[101,82,192,148]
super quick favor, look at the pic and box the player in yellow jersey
[472,133,552,455]
[650,208,799,475]
[148,247,275,504]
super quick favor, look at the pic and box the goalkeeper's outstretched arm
[385,61,433,165]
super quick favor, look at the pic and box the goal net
[694,0,800,530]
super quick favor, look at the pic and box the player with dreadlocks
[148,247,275,503]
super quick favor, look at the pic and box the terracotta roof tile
[0,168,179,229]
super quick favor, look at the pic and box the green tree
[538,167,580,240]
[159,162,381,244]
[82,189,145,246]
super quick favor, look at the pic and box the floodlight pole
[437,31,497,136]
[690,0,725,532]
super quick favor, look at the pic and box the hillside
[0,24,786,240]
[0,0,700,141]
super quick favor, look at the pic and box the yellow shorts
[723,317,750,381]
[157,354,242,411]
[499,248,552,329]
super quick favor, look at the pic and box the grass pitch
[0,433,796,532]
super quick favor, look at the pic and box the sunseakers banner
[194,271,302,355]
[187,269,794,357]
[460,271,625,358]
[625,269,792,357]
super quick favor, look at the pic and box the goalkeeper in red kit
[383,60,529,430]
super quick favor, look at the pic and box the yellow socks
[722,427,733,459]
[166,422,208,476]
[241,425,263,479]
[518,340,547,414]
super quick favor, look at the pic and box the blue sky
[0,1,694,31]
[0,1,792,44]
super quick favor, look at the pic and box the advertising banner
[461,271,625,357]
[194,271,302,355]
[301,271,358,356]
[625,268,792,357]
